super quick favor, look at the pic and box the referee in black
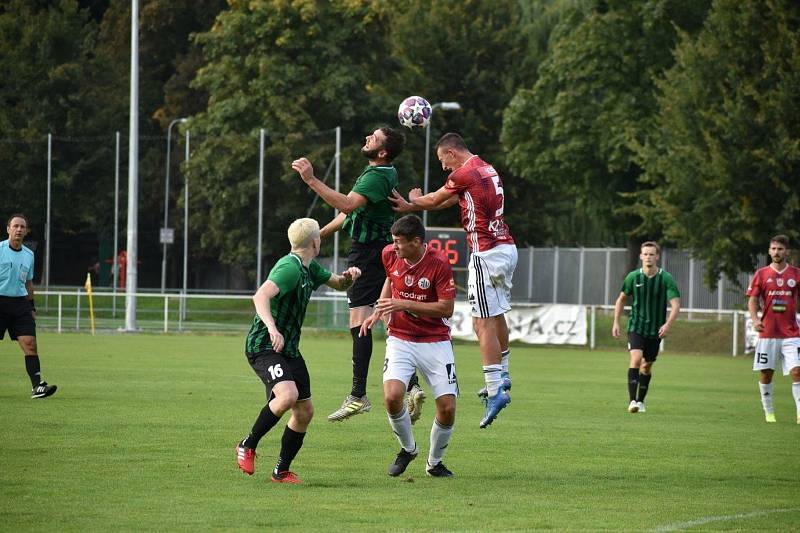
[1,214,57,398]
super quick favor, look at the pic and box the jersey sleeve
[309,260,332,290]
[443,166,471,194]
[351,168,391,204]
[434,253,457,300]
[267,260,300,295]
[664,273,680,299]
[620,272,635,295]
[746,271,762,297]
[381,244,394,273]
[26,253,34,281]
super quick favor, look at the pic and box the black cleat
[426,461,454,477]
[387,447,418,477]
[31,382,57,399]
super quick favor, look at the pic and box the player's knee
[294,402,314,425]
[436,402,456,426]
[383,394,404,415]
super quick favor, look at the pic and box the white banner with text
[450,303,587,345]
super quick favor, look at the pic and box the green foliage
[635,0,800,286]
[502,0,710,246]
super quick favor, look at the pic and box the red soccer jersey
[381,244,457,342]
[746,264,800,338]
[443,155,515,253]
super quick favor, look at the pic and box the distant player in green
[612,241,680,413]
[235,218,361,483]
[292,126,425,425]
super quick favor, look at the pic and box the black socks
[350,326,372,397]
[24,355,41,387]
[274,426,306,475]
[243,404,281,449]
[627,368,639,401]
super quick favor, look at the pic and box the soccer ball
[397,96,432,129]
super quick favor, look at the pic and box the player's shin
[428,418,453,467]
[387,407,416,453]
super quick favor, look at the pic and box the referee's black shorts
[0,296,36,340]
[346,240,389,308]
[627,331,661,362]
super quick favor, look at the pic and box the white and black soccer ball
[397,96,432,129]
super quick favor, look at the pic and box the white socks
[793,382,800,417]
[428,418,454,467]
[483,364,503,396]
[388,407,416,453]
[501,349,510,376]
[759,382,774,414]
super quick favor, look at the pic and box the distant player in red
[361,215,458,478]
[746,234,800,423]
[391,133,516,428]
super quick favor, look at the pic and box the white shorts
[752,337,800,375]
[383,336,459,399]
[468,244,518,318]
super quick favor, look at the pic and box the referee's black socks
[350,326,372,398]
[24,355,42,387]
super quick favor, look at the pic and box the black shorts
[0,296,36,341]
[346,241,389,308]
[246,350,311,402]
[627,332,661,362]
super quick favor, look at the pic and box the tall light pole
[181,130,190,320]
[161,117,187,293]
[423,101,461,225]
[124,0,140,332]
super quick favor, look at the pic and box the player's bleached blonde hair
[287,218,320,249]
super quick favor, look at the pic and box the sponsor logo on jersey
[404,275,414,287]
[768,290,793,296]
[392,269,400,277]
[767,277,774,283]
[398,291,428,301]
[418,277,430,289]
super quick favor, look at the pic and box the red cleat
[236,442,256,475]
[271,470,303,484]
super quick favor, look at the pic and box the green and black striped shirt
[245,253,331,358]
[621,268,681,338]
[342,165,398,244]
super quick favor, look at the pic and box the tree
[501,0,710,246]
[634,0,800,286]
[186,0,397,275]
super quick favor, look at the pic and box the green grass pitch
[1,333,798,531]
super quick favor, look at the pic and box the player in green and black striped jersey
[236,218,361,483]
[612,241,681,414]
[292,127,427,424]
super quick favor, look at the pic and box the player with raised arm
[361,215,459,477]
[235,218,361,483]
[292,127,426,424]
[746,234,800,423]
[391,133,516,428]
[612,242,680,413]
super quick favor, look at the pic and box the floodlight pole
[257,128,266,287]
[124,0,139,332]
[423,101,461,225]
[161,117,187,293]
[181,130,190,320]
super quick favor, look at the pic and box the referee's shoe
[31,382,57,399]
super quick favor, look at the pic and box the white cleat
[636,401,646,413]
[628,400,639,413]
[406,384,426,425]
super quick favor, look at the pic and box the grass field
[1,333,798,531]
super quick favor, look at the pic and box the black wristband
[30,298,35,311]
